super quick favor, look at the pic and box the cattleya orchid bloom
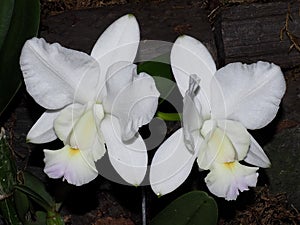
[20,15,159,186]
[150,35,286,200]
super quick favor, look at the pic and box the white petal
[244,135,271,168]
[69,105,105,154]
[103,64,159,141]
[182,75,203,151]
[44,145,98,186]
[91,14,139,80]
[205,161,258,200]
[150,128,199,196]
[20,38,101,109]
[211,61,286,129]
[171,35,216,96]
[171,35,216,117]
[217,120,250,160]
[92,104,106,161]
[100,115,147,186]
[198,125,236,169]
[90,131,106,162]
[103,62,135,97]
[54,103,106,162]
[200,119,217,137]
[54,103,85,144]
[27,110,60,143]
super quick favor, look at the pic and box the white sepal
[211,61,286,129]
[244,134,271,168]
[150,128,199,196]
[100,115,147,186]
[27,110,59,143]
[91,14,140,80]
[20,38,101,109]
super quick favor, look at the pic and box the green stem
[156,112,182,121]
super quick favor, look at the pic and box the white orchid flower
[150,35,286,200]
[20,14,160,186]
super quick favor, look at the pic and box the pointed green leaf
[16,172,64,224]
[23,171,55,207]
[0,0,14,50]
[151,191,218,225]
[0,0,40,116]
[14,189,30,223]
[14,185,52,212]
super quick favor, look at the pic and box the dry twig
[280,3,300,52]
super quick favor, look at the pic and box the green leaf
[0,0,14,50]
[16,172,64,224]
[23,171,55,207]
[14,189,30,223]
[150,191,218,225]
[14,185,52,212]
[0,0,40,116]
[15,173,65,225]
[137,53,172,80]
[137,53,176,104]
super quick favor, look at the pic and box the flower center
[199,119,236,164]
[200,119,217,137]
[223,161,235,169]
[69,103,104,151]
[69,147,80,156]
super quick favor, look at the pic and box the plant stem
[156,112,182,121]
[142,187,147,225]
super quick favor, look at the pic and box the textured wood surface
[217,1,300,68]
[40,0,217,62]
